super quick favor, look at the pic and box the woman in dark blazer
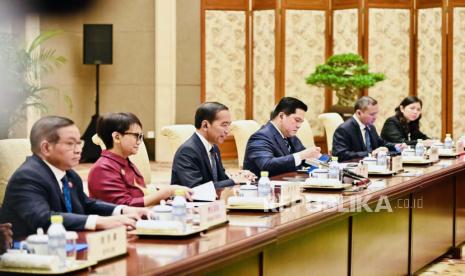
[381,96,430,146]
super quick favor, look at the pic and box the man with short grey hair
[332,96,405,161]
[0,116,148,238]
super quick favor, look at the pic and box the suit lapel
[350,117,367,151]
[192,134,215,179]
[267,123,289,156]
[33,155,68,212]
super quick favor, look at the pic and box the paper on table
[192,181,216,202]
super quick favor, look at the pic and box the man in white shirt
[171,102,255,189]
[243,97,322,177]
[332,96,405,161]
[0,116,148,238]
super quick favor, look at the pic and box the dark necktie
[209,147,218,182]
[283,138,292,154]
[365,127,372,152]
[61,176,73,213]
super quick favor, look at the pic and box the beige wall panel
[176,85,201,124]
[333,9,359,105]
[284,10,326,136]
[205,10,246,120]
[39,0,155,133]
[417,8,442,139]
[253,10,276,125]
[453,8,465,137]
[368,9,411,131]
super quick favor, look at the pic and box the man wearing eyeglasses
[0,116,149,238]
[243,97,322,177]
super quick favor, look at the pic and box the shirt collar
[43,159,66,184]
[101,150,129,166]
[353,114,368,130]
[270,121,286,139]
[195,131,213,153]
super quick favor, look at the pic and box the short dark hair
[194,102,229,129]
[97,112,142,149]
[30,116,75,154]
[270,97,307,119]
[354,96,378,112]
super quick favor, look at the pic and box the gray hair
[30,116,75,154]
[354,96,378,112]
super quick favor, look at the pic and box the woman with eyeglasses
[381,96,431,147]
[88,112,190,207]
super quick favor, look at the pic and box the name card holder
[277,182,301,204]
[391,155,403,173]
[429,147,439,161]
[457,140,464,154]
[197,201,227,229]
[355,163,368,178]
[86,227,127,262]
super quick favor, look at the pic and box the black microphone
[308,158,371,185]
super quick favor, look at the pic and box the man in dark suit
[171,102,255,189]
[0,116,148,238]
[243,97,322,177]
[332,96,405,162]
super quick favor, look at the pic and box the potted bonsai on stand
[306,53,385,120]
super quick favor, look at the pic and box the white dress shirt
[353,114,369,146]
[43,160,123,230]
[195,131,215,167]
[270,122,302,166]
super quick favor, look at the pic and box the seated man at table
[0,116,148,238]
[243,97,322,177]
[332,96,405,162]
[171,102,255,189]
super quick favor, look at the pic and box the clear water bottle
[377,151,387,167]
[48,215,67,270]
[258,171,271,198]
[172,189,187,229]
[444,134,453,149]
[415,139,425,157]
[328,156,340,180]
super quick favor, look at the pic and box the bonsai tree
[0,30,67,139]
[306,53,385,107]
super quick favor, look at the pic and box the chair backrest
[230,120,261,168]
[160,124,196,162]
[0,139,32,204]
[318,113,344,153]
[296,119,316,149]
[92,134,152,184]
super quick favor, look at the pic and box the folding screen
[282,0,328,135]
[202,0,249,120]
[365,0,414,130]
[417,0,445,139]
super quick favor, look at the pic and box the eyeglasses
[124,132,144,141]
[56,141,83,151]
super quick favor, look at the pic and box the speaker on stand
[80,24,112,163]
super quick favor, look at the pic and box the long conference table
[76,157,465,275]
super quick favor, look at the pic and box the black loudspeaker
[83,24,112,64]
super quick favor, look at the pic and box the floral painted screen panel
[253,10,276,125]
[284,9,326,136]
[417,8,442,139]
[368,8,411,131]
[205,10,246,120]
[332,8,359,105]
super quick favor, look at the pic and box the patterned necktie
[365,127,372,152]
[61,176,73,213]
[209,147,218,182]
[283,138,292,153]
